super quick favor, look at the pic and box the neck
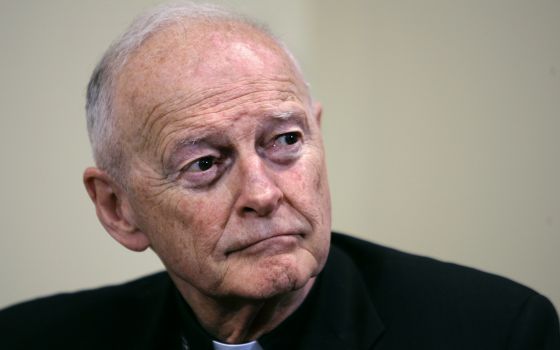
[174,277,315,343]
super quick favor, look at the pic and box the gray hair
[85,1,303,184]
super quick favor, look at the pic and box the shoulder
[0,271,171,321]
[0,271,176,349]
[330,232,560,348]
[331,231,537,299]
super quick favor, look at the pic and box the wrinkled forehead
[113,20,308,129]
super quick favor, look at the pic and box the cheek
[173,191,232,254]
[283,155,331,223]
[143,193,230,284]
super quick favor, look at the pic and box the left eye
[266,131,303,163]
[275,132,300,146]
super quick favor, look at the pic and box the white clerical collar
[212,340,263,350]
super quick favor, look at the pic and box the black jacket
[1,232,558,349]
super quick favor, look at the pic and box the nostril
[242,207,256,213]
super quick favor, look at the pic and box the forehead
[114,20,307,125]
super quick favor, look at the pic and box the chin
[233,253,318,300]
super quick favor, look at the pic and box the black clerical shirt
[1,233,558,349]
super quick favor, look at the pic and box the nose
[235,156,283,217]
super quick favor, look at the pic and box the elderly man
[0,2,558,349]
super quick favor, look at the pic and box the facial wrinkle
[147,75,297,121]
[138,75,303,150]
[140,86,228,146]
[128,159,177,212]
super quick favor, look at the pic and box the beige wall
[1,0,558,313]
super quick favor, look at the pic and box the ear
[83,167,150,252]
[313,101,323,127]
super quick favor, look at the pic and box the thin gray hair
[85,1,305,184]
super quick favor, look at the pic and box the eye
[276,132,300,146]
[179,154,229,188]
[273,132,302,148]
[185,156,216,173]
[267,131,303,163]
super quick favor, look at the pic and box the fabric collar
[212,340,262,350]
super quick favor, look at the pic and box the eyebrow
[272,111,295,120]
[177,110,308,144]
[265,110,310,131]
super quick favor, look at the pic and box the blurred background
[1,0,558,311]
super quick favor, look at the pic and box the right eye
[179,154,230,188]
[185,156,216,173]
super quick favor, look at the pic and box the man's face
[114,24,331,300]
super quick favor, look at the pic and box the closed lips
[225,232,303,255]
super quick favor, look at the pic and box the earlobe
[83,167,150,252]
[313,102,323,127]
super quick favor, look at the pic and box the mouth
[226,232,303,256]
